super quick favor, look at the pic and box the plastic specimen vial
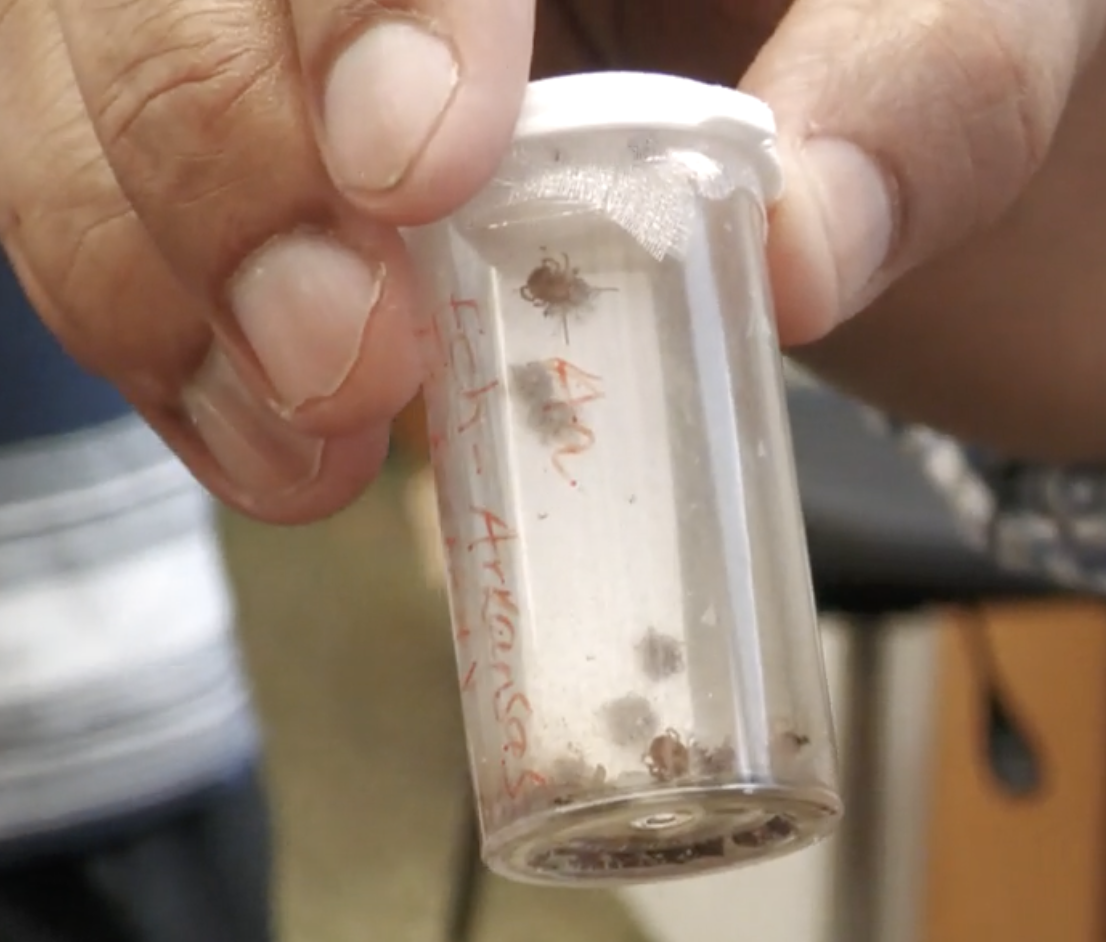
[403,72,841,886]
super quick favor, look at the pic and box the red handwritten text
[543,358,604,487]
[469,505,545,801]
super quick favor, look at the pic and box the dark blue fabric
[0,258,131,447]
[0,761,273,942]
[0,761,260,867]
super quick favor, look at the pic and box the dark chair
[446,380,1063,942]
[790,382,1059,942]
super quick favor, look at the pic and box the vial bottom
[482,782,842,887]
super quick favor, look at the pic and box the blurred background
[221,370,1106,942]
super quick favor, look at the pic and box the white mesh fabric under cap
[503,72,782,261]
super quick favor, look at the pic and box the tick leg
[547,305,570,344]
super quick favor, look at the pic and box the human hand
[0,0,534,524]
[2,0,1101,526]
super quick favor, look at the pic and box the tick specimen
[644,729,691,783]
[636,627,685,682]
[520,250,615,343]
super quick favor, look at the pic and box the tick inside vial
[519,250,613,343]
[637,627,685,681]
[510,361,578,441]
[774,729,811,755]
[644,729,690,783]
[731,815,795,849]
[602,693,659,748]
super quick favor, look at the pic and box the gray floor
[220,461,651,942]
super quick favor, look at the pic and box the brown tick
[519,250,614,343]
[644,729,690,783]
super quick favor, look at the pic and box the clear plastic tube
[404,72,841,887]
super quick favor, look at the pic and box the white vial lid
[515,71,783,203]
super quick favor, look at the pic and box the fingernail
[801,138,896,319]
[231,233,384,411]
[183,348,323,498]
[323,19,459,195]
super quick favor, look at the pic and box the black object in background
[0,769,274,942]
[962,608,1045,799]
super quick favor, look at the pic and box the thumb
[743,0,1106,346]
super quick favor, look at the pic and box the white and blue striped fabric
[0,261,257,849]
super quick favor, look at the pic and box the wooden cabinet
[919,602,1106,942]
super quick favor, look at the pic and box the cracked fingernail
[231,232,384,411]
